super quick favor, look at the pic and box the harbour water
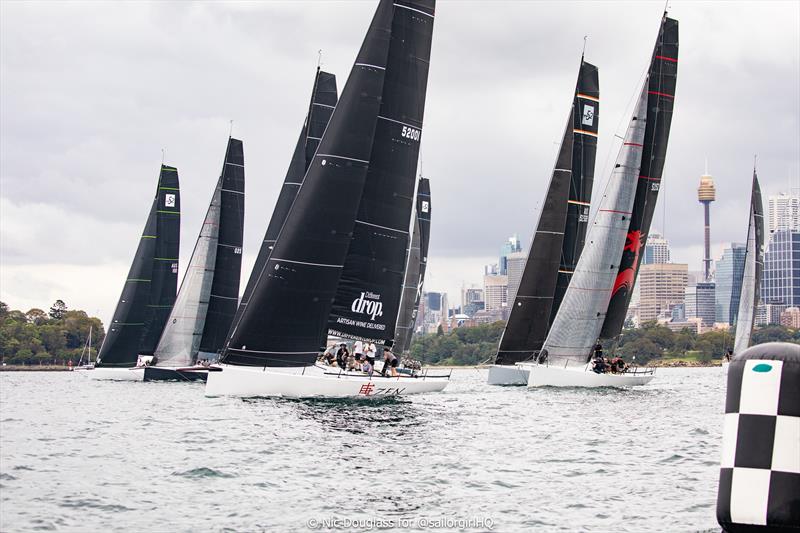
[1,368,724,532]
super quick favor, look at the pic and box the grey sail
[394,177,431,354]
[153,183,221,367]
[733,171,764,355]
[540,86,649,362]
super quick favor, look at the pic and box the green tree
[49,300,67,320]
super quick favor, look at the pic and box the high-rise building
[780,307,800,328]
[756,303,788,326]
[483,274,508,311]
[685,281,716,326]
[761,229,800,307]
[643,231,671,265]
[499,234,522,275]
[715,243,747,325]
[768,192,800,233]
[638,263,688,323]
[506,251,527,301]
[698,170,716,281]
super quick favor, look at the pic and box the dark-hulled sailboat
[732,168,764,355]
[487,57,599,385]
[232,68,337,330]
[206,0,448,398]
[394,177,432,355]
[144,138,245,382]
[91,165,181,380]
[525,13,678,388]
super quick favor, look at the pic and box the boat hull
[205,364,448,398]
[486,364,530,386]
[523,363,655,388]
[86,367,145,381]
[143,366,210,382]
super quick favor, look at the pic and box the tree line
[0,301,105,365]
[410,321,800,366]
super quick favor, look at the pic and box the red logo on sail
[611,231,642,296]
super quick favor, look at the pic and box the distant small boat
[73,325,95,371]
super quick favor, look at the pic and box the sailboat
[90,165,181,380]
[393,177,431,355]
[487,57,599,386]
[523,13,678,388]
[233,67,337,330]
[731,168,765,356]
[206,0,447,398]
[74,325,95,371]
[144,138,245,382]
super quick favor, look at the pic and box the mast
[220,0,398,367]
[601,14,679,339]
[327,0,436,346]
[540,84,649,362]
[394,177,432,354]
[232,69,338,330]
[494,58,599,365]
[733,170,764,355]
[154,138,244,367]
[96,165,180,367]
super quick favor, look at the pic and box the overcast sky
[1,0,798,320]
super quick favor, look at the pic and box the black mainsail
[154,139,244,367]
[198,138,245,358]
[96,165,180,367]
[234,69,338,328]
[494,59,599,365]
[601,14,679,339]
[221,0,408,367]
[394,177,432,354]
[326,0,435,345]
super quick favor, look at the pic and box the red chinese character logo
[359,383,375,396]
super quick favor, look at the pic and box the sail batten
[96,166,180,368]
[733,171,764,355]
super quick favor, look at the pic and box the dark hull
[143,366,209,382]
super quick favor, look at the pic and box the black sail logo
[351,292,383,321]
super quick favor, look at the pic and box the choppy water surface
[1,368,724,532]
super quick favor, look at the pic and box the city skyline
[1,1,798,322]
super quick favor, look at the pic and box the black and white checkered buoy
[717,342,800,531]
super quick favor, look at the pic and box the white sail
[733,174,764,355]
[540,85,649,362]
[154,186,221,367]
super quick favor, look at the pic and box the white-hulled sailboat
[205,0,448,398]
[522,13,679,388]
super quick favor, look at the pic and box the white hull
[486,364,530,386]
[722,361,730,373]
[205,364,449,398]
[523,363,655,388]
[86,367,145,381]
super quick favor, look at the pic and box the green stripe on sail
[161,166,177,172]
[114,322,145,326]
[154,258,178,261]
[159,187,180,191]
[141,235,157,239]
[126,278,151,282]
[146,304,173,308]
[156,210,179,215]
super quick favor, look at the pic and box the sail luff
[733,172,764,354]
[96,166,180,367]
[220,0,395,367]
[198,138,245,358]
[326,0,436,345]
[495,106,575,364]
[541,86,649,362]
[601,15,679,339]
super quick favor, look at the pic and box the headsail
[495,58,599,365]
[234,70,338,328]
[733,170,764,354]
[96,165,180,367]
[394,177,432,354]
[220,0,397,367]
[154,139,244,367]
[540,87,648,362]
[327,0,436,345]
[601,15,679,339]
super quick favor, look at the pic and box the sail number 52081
[401,126,421,141]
